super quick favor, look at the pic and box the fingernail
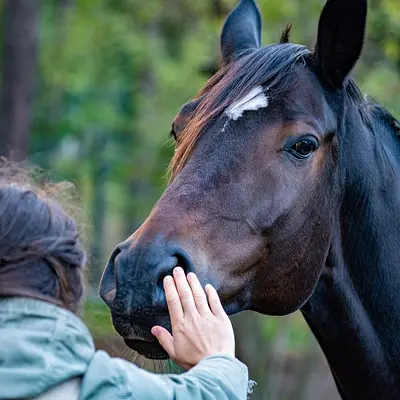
[187,272,195,280]
[151,327,159,336]
[173,267,184,275]
[164,276,173,284]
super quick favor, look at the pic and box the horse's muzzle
[99,236,195,358]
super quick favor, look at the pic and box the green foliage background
[18,0,400,398]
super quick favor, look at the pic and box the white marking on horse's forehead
[225,86,269,121]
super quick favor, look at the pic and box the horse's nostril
[111,246,122,264]
[174,251,195,275]
[156,248,195,289]
[99,245,121,307]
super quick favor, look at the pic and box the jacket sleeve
[114,353,249,400]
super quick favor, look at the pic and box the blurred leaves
[8,0,399,398]
[82,297,116,338]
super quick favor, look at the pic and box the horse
[99,0,400,398]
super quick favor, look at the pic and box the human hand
[151,267,235,370]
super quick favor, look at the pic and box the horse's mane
[169,44,311,180]
[366,100,400,137]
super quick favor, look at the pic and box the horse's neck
[302,116,400,400]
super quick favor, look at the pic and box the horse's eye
[289,138,318,159]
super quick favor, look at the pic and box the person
[0,164,251,400]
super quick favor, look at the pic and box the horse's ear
[220,0,262,66]
[314,0,367,89]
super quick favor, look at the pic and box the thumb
[152,326,175,358]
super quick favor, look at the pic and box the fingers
[205,284,226,317]
[151,326,175,358]
[173,267,198,315]
[164,275,184,327]
[187,272,209,315]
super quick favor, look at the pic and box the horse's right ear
[220,0,262,66]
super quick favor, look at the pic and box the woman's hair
[0,159,87,314]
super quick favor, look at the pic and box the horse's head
[100,0,367,358]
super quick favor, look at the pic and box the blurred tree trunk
[89,131,109,287]
[48,0,73,124]
[123,22,158,238]
[0,0,39,160]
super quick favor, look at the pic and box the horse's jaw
[124,337,168,360]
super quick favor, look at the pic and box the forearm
[180,354,250,400]
[119,354,249,400]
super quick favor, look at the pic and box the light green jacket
[0,298,250,399]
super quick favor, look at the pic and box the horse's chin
[124,338,169,360]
